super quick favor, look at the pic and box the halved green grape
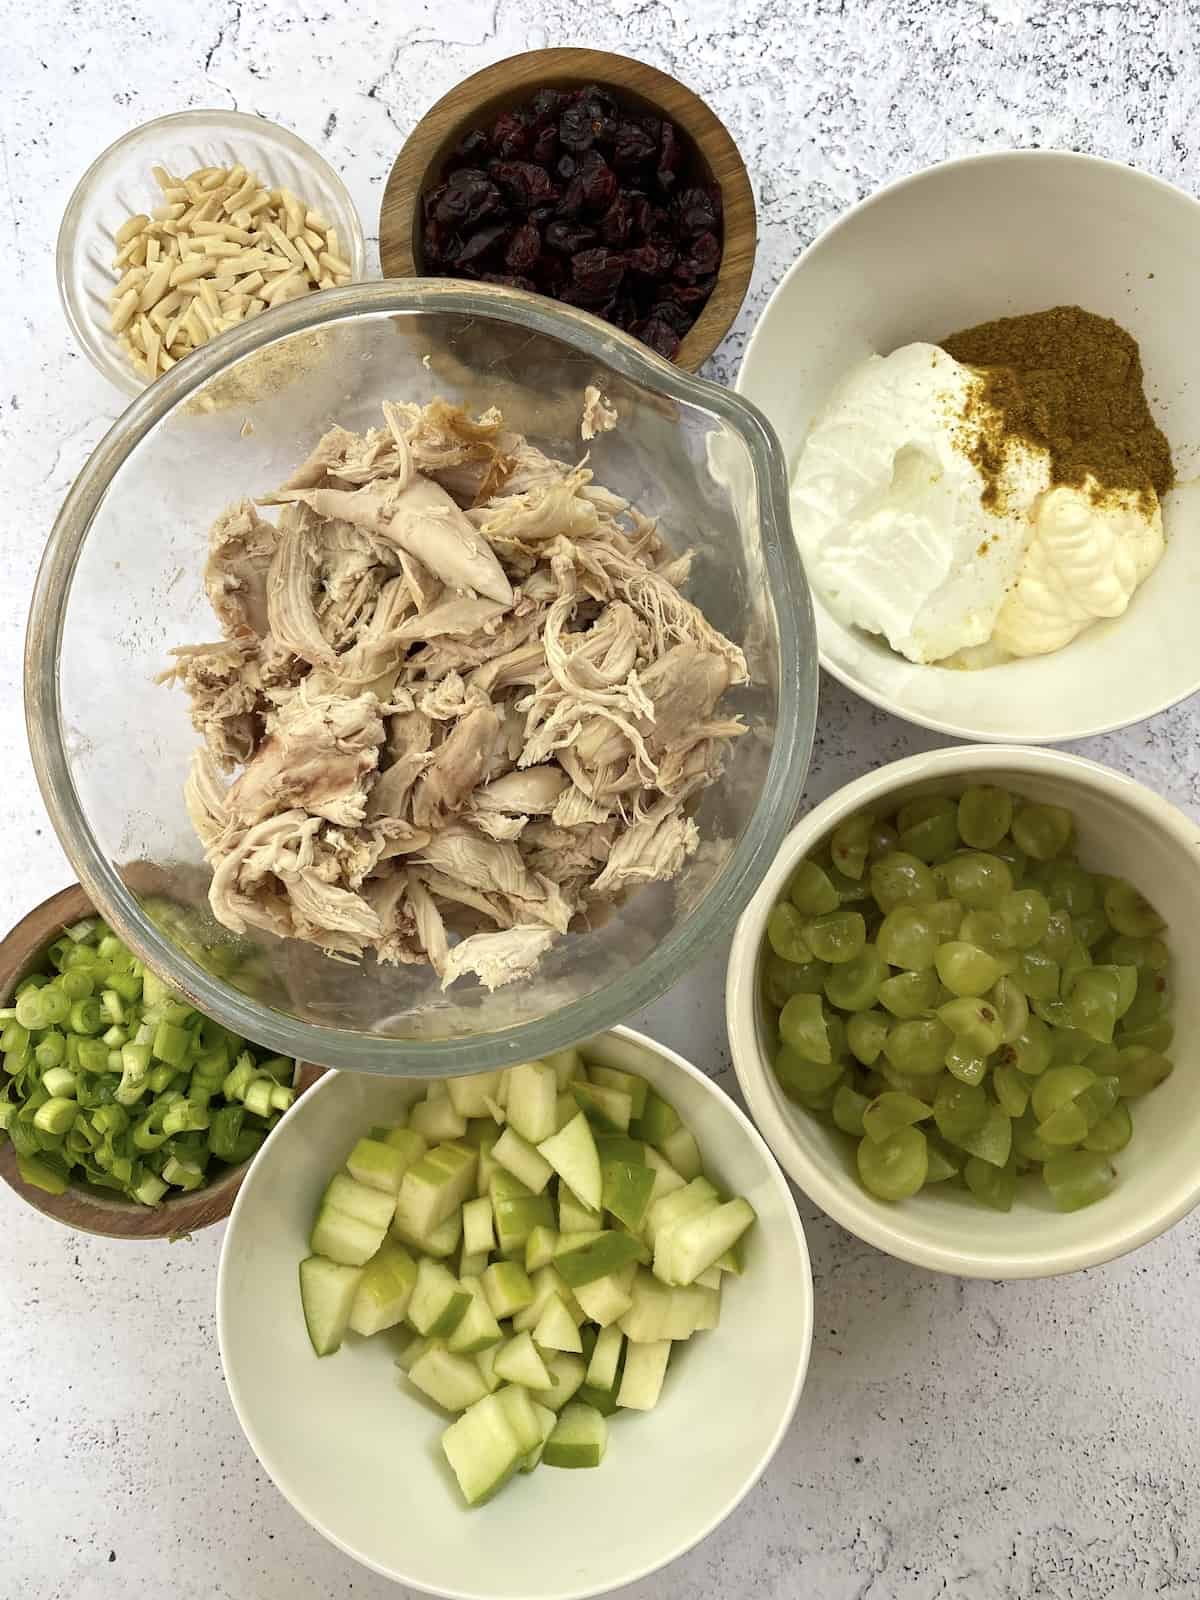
[1012,1110,1055,1163]
[764,953,828,1006]
[1083,1101,1133,1154]
[1115,1046,1173,1099]
[1106,934,1169,971]
[1071,909,1110,949]
[876,906,937,971]
[856,1126,928,1201]
[774,1043,842,1100]
[998,888,1050,950]
[992,1064,1030,1118]
[877,1061,944,1100]
[935,941,1004,997]
[846,1009,890,1066]
[958,910,1015,959]
[828,865,873,905]
[898,798,960,863]
[1013,948,1060,1001]
[1031,1064,1095,1123]
[1103,878,1166,938]
[789,860,840,916]
[924,1134,963,1183]
[1117,1017,1173,1053]
[1121,968,1170,1031]
[1011,803,1073,861]
[1043,1149,1115,1211]
[1040,910,1074,963]
[926,899,966,940]
[883,1018,953,1076]
[937,996,1004,1055]
[953,1104,1012,1167]
[767,902,813,964]
[1060,940,1093,997]
[1039,861,1097,916]
[830,813,872,880]
[1066,967,1120,1044]
[957,786,1014,850]
[1075,1075,1119,1129]
[1010,1015,1053,1076]
[935,852,1013,909]
[832,1084,870,1137]
[964,1156,1016,1211]
[991,837,1029,884]
[824,947,888,1012]
[1048,1024,1096,1064]
[944,1043,989,1086]
[989,976,1029,1043]
[805,911,867,965]
[779,993,830,1061]
[869,852,937,913]
[862,1091,933,1143]
[1039,1103,1087,1145]
[866,819,900,860]
[933,1077,989,1142]
[878,968,940,1019]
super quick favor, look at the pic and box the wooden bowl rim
[0,883,319,1239]
[379,46,757,372]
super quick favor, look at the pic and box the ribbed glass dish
[57,109,366,396]
[26,280,816,1074]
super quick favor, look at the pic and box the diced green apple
[495,1382,544,1454]
[346,1137,414,1195]
[462,1194,496,1257]
[408,1341,489,1412]
[512,1266,579,1333]
[618,1269,675,1343]
[601,1158,655,1231]
[299,1255,362,1356]
[475,1343,503,1393]
[394,1141,478,1239]
[644,1177,719,1249]
[524,1224,560,1273]
[490,1168,556,1255]
[409,1096,468,1142]
[540,1350,586,1412]
[347,1242,418,1337]
[555,1229,646,1288]
[481,1260,534,1320]
[658,1125,701,1180]
[533,1294,583,1353]
[617,1339,671,1410]
[310,1205,389,1268]
[446,1070,504,1119]
[585,1323,624,1391]
[441,1392,523,1506]
[506,1060,558,1144]
[572,1272,633,1327]
[321,1173,397,1231]
[493,1127,554,1194]
[642,1145,687,1205]
[557,1181,602,1234]
[543,1047,587,1089]
[543,1401,607,1468]
[392,1204,462,1259]
[493,1331,554,1390]
[588,1065,648,1120]
[447,1276,504,1356]
[521,1401,557,1471]
[407,1258,471,1338]
[538,1113,602,1212]
[571,1080,633,1134]
[631,1088,680,1147]
[658,1198,756,1287]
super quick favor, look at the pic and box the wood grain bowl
[0,883,321,1239]
[379,47,756,371]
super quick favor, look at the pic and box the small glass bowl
[57,109,366,397]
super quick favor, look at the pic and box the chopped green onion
[68,998,103,1035]
[101,1024,128,1048]
[147,1063,178,1094]
[41,1067,77,1099]
[15,991,48,1030]
[76,1038,110,1074]
[32,1097,78,1136]
[1,1020,30,1055]
[15,973,49,995]
[242,1077,274,1118]
[162,1155,204,1190]
[8,1120,40,1158]
[100,990,125,1026]
[0,1101,16,1131]
[34,1030,66,1070]
[106,970,143,1003]
[152,1020,191,1068]
[64,917,99,943]
[161,1099,210,1136]
[59,970,94,1001]
[132,1106,171,1151]
[223,1052,257,1103]
[16,1153,68,1194]
[36,986,70,1026]
[208,1104,244,1162]
[131,1171,168,1206]
[46,937,74,971]
[230,1127,264,1164]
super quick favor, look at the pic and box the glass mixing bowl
[26,281,816,1074]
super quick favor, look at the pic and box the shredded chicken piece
[167,396,747,986]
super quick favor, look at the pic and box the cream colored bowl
[726,745,1200,1278]
[217,1027,812,1599]
[738,150,1200,742]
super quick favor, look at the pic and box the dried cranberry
[658,121,682,178]
[529,202,557,224]
[669,274,717,305]
[456,223,508,269]
[545,219,596,254]
[633,316,681,359]
[490,159,557,213]
[530,87,567,120]
[626,193,652,239]
[627,241,676,277]
[648,298,693,333]
[559,101,598,152]
[645,204,677,242]
[613,120,657,172]
[532,123,559,164]
[421,217,454,265]
[674,185,719,237]
[600,194,634,246]
[433,168,502,228]
[491,109,533,158]
[610,293,639,330]
[533,252,567,290]
[571,247,626,300]
[505,221,542,272]
[452,128,492,163]
[556,153,578,182]
[675,230,721,280]
[562,151,617,217]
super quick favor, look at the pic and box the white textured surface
[1,3,1198,1597]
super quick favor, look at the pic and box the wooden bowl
[379,47,756,371]
[0,883,322,1239]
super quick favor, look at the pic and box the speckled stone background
[2,2,1199,1596]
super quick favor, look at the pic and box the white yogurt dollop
[790,342,1165,666]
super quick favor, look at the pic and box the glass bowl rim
[56,107,367,398]
[26,277,816,1074]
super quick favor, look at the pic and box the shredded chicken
[167,397,747,988]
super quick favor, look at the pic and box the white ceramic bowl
[726,745,1200,1279]
[217,1028,812,1600]
[738,150,1200,742]
[57,109,365,395]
